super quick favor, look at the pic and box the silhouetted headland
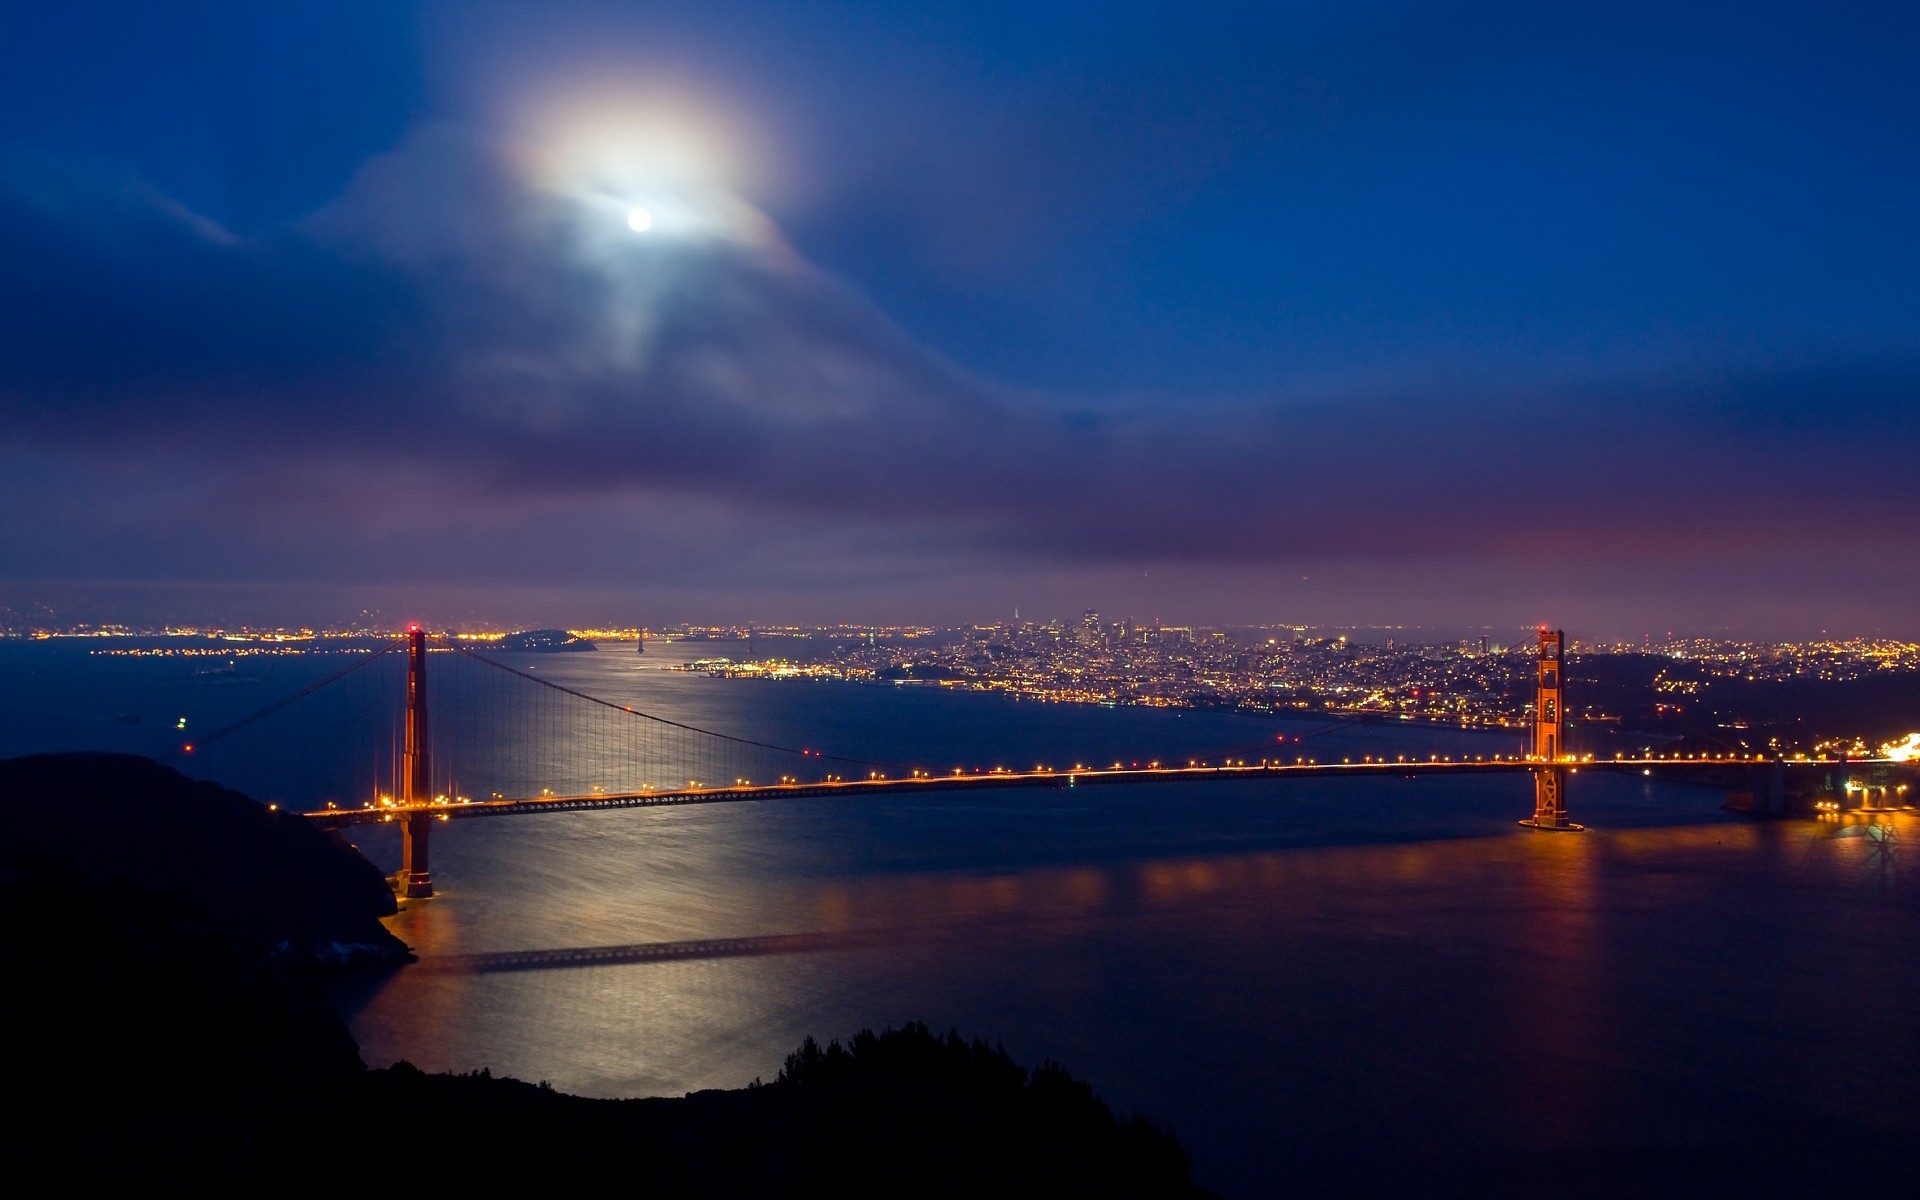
[0,753,408,965]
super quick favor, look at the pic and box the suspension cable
[159,642,400,761]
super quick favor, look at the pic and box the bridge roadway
[303,755,1860,830]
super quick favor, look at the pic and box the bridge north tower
[1522,627,1582,831]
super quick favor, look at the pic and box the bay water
[4,640,1913,1194]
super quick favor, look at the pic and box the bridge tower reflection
[398,624,435,897]
[1522,627,1583,831]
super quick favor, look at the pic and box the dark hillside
[0,753,407,964]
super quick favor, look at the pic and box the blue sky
[3,1,1916,633]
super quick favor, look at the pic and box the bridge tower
[397,625,435,897]
[1521,627,1583,831]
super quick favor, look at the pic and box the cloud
[2,124,1916,629]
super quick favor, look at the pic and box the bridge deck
[301,756,1866,829]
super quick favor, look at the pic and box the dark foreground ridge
[350,1024,1205,1196]
[0,753,1207,1194]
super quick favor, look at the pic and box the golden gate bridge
[166,627,1905,898]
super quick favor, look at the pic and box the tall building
[1078,609,1103,648]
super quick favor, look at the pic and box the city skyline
[8,588,1918,646]
[5,2,1918,634]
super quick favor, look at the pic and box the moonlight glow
[626,206,652,232]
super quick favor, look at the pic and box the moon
[626,206,653,233]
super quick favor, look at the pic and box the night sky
[4,2,1916,634]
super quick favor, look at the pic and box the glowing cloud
[501,83,780,249]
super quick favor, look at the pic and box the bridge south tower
[1522,627,1582,831]
[397,624,435,897]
